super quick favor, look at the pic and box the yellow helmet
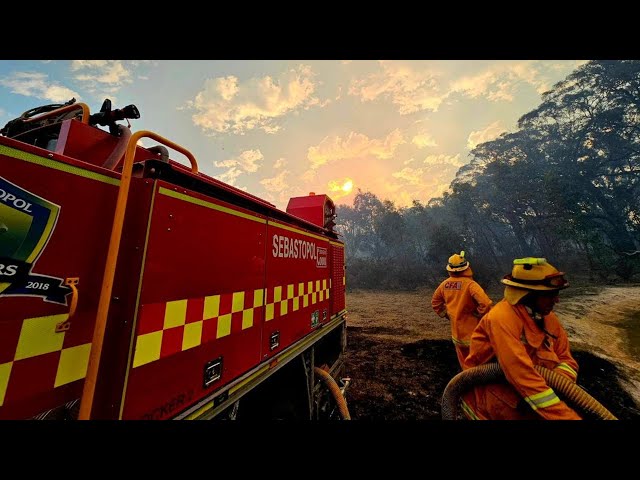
[501,257,569,291]
[447,251,470,272]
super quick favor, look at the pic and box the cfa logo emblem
[0,176,72,304]
[444,281,462,290]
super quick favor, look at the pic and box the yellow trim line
[159,187,267,224]
[0,144,119,185]
[269,220,328,242]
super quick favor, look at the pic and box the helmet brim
[447,264,470,272]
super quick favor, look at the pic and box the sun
[342,179,353,193]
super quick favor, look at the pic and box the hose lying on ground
[314,367,351,420]
[441,362,617,420]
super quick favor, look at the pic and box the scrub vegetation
[336,61,640,291]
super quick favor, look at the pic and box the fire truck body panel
[121,181,267,420]
[0,140,120,419]
[331,242,346,313]
[0,105,348,420]
[263,221,331,359]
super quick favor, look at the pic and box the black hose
[441,362,617,420]
[147,145,170,162]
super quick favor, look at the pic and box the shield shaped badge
[0,176,70,304]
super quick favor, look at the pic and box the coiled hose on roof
[441,362,617,420]
[314,367,351,420]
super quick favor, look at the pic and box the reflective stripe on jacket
[462,299,581,420]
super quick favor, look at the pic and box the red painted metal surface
[55,120,120,168]
[55,119,169,171]
[0,142,119,419]
[1,121,347,420]
[90,177,156,419]
[331,244,345,315]
[286,193,334,229]
[263,221,331,359]
[120,181,267,420]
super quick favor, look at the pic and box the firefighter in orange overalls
[432,251,493,369]
[460,257,582,420]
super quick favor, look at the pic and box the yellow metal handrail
[78,131,198,419]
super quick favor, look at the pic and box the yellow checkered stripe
[0,314,91,407]
[133,278,331,369]
[264,278,331,322]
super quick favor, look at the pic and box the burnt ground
[343,289,640,421]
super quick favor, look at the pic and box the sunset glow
[0,60,586,209]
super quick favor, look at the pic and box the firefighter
[431,251,493,369]
[460,257,582,420]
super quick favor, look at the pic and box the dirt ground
[343,284,640,420]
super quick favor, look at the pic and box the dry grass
[346,287,449,342]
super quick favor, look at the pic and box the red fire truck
[0,98,349,420]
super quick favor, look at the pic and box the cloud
[450,70,510,100]
[392,167,424,185]
[214,148,263,173]
[301,169,317,183]
[185,64,325,135]
[260,170,289,192]
[71,60,132,87]
[349,61,446,114]
[259,170,297,209]
[214,149,264,187]
[302,146,466,209]
[412,133,438,148]
[129,60,159,67]
[274,157,287,169]
[423,153,464,168]
[550,60,588,72]
[71,60,110,69]
[0,72,79,102]
[372,154,463,207]
[467,121,506,150]
[450,61,563,101]
[348,60,583,116]
[307,128,405,170]
[217,167,243,186]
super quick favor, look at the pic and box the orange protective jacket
[431,268,493,368]
[461,299,581,420]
